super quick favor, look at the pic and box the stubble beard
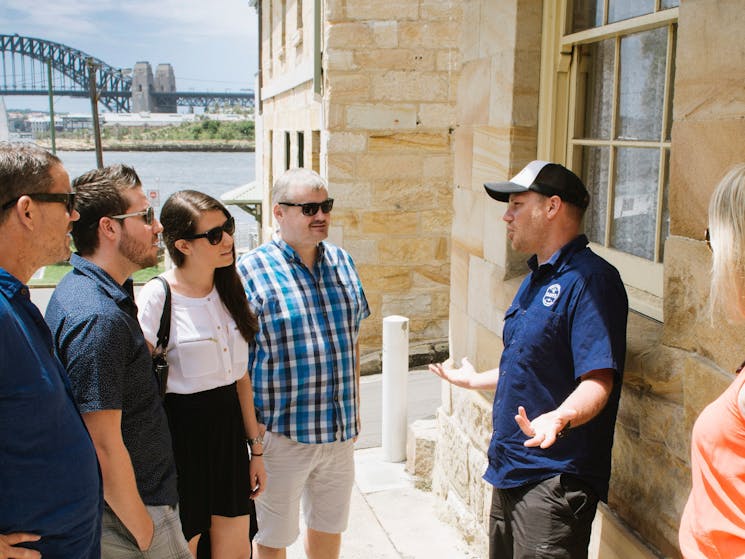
[120,228,158,270]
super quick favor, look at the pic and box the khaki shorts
[254,431,355,549]
[102,503,191,559]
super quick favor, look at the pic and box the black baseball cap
[484,160,590,210]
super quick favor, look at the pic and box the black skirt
[164,382,256,542]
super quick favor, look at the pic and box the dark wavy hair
[71,164,142,255]
[161,190,257,341]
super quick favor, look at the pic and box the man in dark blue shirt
[430,161,628,559]
[0,143,102,559]
[46,165,190,558]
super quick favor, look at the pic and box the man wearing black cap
[430,160,628,558]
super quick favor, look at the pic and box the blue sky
[0,0,259,112]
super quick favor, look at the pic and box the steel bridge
[0,34,254,112]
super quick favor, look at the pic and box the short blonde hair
[708,163,745,320]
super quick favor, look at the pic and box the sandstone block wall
[432,1,745,557]
[322,0,460,351]
[259,1,745,554]
[606,2,745,555]
[258,0,458,354]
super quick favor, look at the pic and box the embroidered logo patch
[542,284,561,307]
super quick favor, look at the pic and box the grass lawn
[30,261,165,287]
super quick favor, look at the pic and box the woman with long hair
[137,190,265,558]
[679,163,745,557]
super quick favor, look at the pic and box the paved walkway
[284,370,481,558]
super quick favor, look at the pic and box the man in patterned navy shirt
[237,168,369,559]
[46,165,190,559]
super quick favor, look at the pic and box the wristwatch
[247,436,264,446]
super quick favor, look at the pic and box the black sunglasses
[278,198,334,216]
[1,192,76,214]
[110,206,155,225]
[182,216,235,245]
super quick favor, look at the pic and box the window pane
[608,0,655,23]
[617,27,667,141]
[582,40,615,140]
[611,148,660,260]
[662,0,679,8]
[571,0,604,32]
[581,146,610,246]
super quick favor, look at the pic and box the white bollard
[382,315,409,462]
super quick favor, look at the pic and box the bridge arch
[0,34,132,112]
[0,34,254,112]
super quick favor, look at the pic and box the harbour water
[56,150,259,248]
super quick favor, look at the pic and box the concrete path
[284,370,481,559]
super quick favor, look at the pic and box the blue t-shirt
[484,235,628,501]
[45,254,178,506]
[0,267,102,558]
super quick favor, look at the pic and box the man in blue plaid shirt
[237,168,370,559]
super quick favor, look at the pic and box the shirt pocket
[178,337,221,378]
[231,327,249,374]
[502,304,520,344]
[518,305,567,366]
[343,281,362,315]
[264,297,304,332]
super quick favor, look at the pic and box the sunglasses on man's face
[182,216,235,245]
[1,192,76,214]
[110,206,155,225]
[278,198,334,217]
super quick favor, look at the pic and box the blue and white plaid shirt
[237,234,370,444]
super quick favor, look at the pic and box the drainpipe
[314,0,321,96]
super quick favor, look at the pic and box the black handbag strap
[154,276,171,352]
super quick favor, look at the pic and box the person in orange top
[679,163,745,558]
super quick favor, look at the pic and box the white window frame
[538,1,679,321]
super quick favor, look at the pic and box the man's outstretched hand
[515,405,577,449]
[428,358,499,390]
[428,357,478,388]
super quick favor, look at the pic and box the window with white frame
[543,1,679,315]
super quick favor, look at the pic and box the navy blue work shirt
[0,267,102,558]
[45,254,178,506]
[484,235,628,501]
